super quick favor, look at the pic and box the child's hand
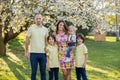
[44,47,47,53]
[71,52,74,59]
[82,63,86,68]
[47,61,50,71]
[67,40,70,43]
[47,66,50,71]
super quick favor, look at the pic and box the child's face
[68,28,74,35]
[77,37,83,45]
[48,37,55,45]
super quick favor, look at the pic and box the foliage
[93,0,120,28]
[1,0,118,54]
[76,25,93,36]
[0,0,119,37]
[0,0,102,36]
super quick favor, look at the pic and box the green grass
[85,36,120,80]
[0,34,120,80]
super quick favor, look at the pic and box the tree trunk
[0,39,6,55]
[0,26,6,55]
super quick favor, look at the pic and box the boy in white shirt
[64,25,76,62]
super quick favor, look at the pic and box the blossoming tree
[1,0,116,55]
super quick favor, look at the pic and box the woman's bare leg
[67,69,71,80]
[62,69,67,80]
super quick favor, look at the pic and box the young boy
[75,34,88,80]
[64,25,76,62]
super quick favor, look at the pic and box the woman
[55,20,74,80]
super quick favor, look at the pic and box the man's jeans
[30,53,46,80]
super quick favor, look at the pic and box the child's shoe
[64,57,71,62]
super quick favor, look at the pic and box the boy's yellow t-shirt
[26,24,48,53]
[46,45,59,68]
[75,43,88,67]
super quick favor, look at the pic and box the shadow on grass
[2,55,30,80]
[2,37,64,80]
[87,66,120,80]
[0,38,30,80]
[7,38,25,55]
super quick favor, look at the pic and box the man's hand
[25,51,30,60]
[25,36,30,60]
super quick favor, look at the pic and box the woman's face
[58,22,65,31]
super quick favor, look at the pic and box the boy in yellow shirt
[75,34,88,80]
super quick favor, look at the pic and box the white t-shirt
[68,34,76,42]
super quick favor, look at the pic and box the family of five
[25,13,88,80]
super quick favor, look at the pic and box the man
[25,13,48,80]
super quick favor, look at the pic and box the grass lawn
[0,34,120,80]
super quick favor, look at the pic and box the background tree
[92,0,120,40]
[0,0,106,55]
[93,0,120,29]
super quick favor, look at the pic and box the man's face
[34,14,42,25]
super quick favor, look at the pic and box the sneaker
[64,57,71,62]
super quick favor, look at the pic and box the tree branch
[4,21,29,44]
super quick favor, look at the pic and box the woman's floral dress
[56,33,74,69]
